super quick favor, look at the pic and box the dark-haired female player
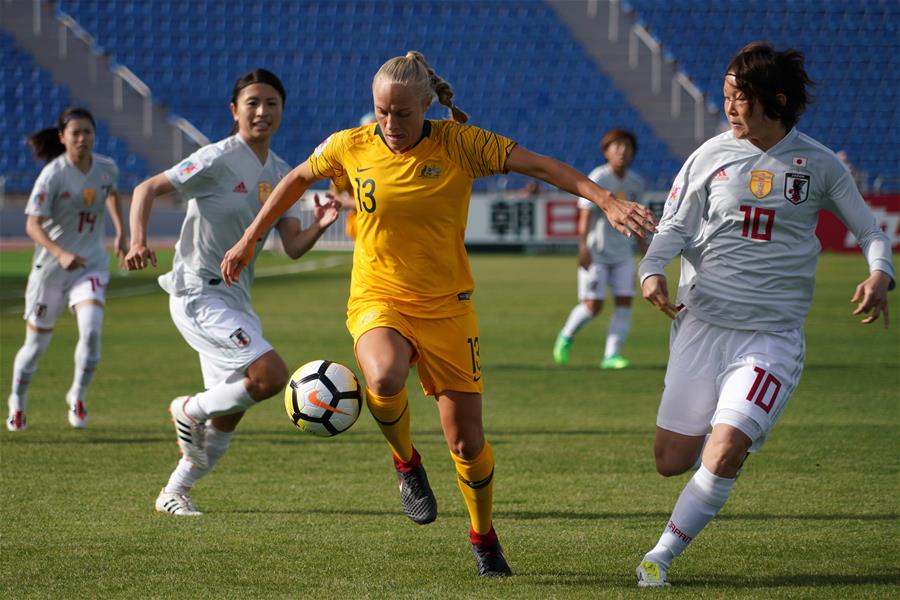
[635,42,894,586]
[125,69,339,516]
[7,107,126,431]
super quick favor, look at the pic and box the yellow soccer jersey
[308,120,517,317]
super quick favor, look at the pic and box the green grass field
[1,249,897,599]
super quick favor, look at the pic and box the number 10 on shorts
[746,366,782,414]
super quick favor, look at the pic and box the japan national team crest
[229,328,252,348]
[784,172,811,205]
[749,170,774,199]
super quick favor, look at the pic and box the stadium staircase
[0,0,207,191]
[547,0,723,159]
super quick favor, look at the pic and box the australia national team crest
[419,161,442,178]
[784,172,811,205]
[229,328,252,348]
[749,170,774,199]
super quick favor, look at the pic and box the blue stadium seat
[629,0,898,189]
[0,33,150,192]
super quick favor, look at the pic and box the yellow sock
[451,440,495,535]
[366,387,413,462]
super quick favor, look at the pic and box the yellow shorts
[346,301,483,396]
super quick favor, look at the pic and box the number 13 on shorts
[466,336,481,382]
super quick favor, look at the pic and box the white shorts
[656,310,804,451]
[24,268,109,328]
[169,293,273,389]
[577,259,636,301]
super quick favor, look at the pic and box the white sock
[185,379,254,422]
[10,328,54,413]
[69,304,103,402]
[604,306,631,358]
[645,465,736,568]
[164,423,235,494]
[560,303,595,339]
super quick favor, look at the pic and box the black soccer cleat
[471,540,512,577]
[394,449,437,525]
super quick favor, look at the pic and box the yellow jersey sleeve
[432,121,518,179]
[307,130,350,181]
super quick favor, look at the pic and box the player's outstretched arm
[851,270,892,328]
[505,145,656,239]
[278,195,341,259]
[221,161,321,284]
[125,172,175,270]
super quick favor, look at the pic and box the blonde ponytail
[373,51,469,123]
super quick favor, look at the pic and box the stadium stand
[37,0,682,191]
[626,0,899,191]
[0,32,150,193]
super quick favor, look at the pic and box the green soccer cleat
[601,355,630,370]
[552,334,573,365]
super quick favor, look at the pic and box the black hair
[229,69,286,135]
[725,42,814,130]
[27,106,96,163]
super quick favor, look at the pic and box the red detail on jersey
[61,191,71,199]
[712,168,729,181]
[233,181,247,193]
[792,156,808,168]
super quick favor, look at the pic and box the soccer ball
[284,360,362,437]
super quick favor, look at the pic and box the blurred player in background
[220,51,656,577]
[7,107,126,432]
[125,69,339,516]
[552,128,646,369]
[635,42,894,587]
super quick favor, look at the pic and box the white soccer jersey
[578,165,645,264]
[640,128,894,331]
[25,153,118,277]
[160,135,301,309]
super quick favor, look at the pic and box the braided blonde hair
[373,51,469,123]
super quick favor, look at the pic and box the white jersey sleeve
[822,160,895,284]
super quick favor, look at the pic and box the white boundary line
[0,255,350,315]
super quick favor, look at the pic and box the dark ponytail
[27,107,96,163]
[229,68,286,135]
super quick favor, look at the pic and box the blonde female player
[125,69,340,516]
[7,107,126,431]
[220,52,656,576]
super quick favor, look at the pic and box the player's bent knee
[363,368,408,397]
[446,433,485,460]
[246,352,289,399]
[654,453,694,477]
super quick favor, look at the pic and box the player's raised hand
[642,274,679,319]
[313,194,341,229]
[220,238,255,286]
[604,192,657,239]
[851,271,891,328]
[124,243,157,271]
